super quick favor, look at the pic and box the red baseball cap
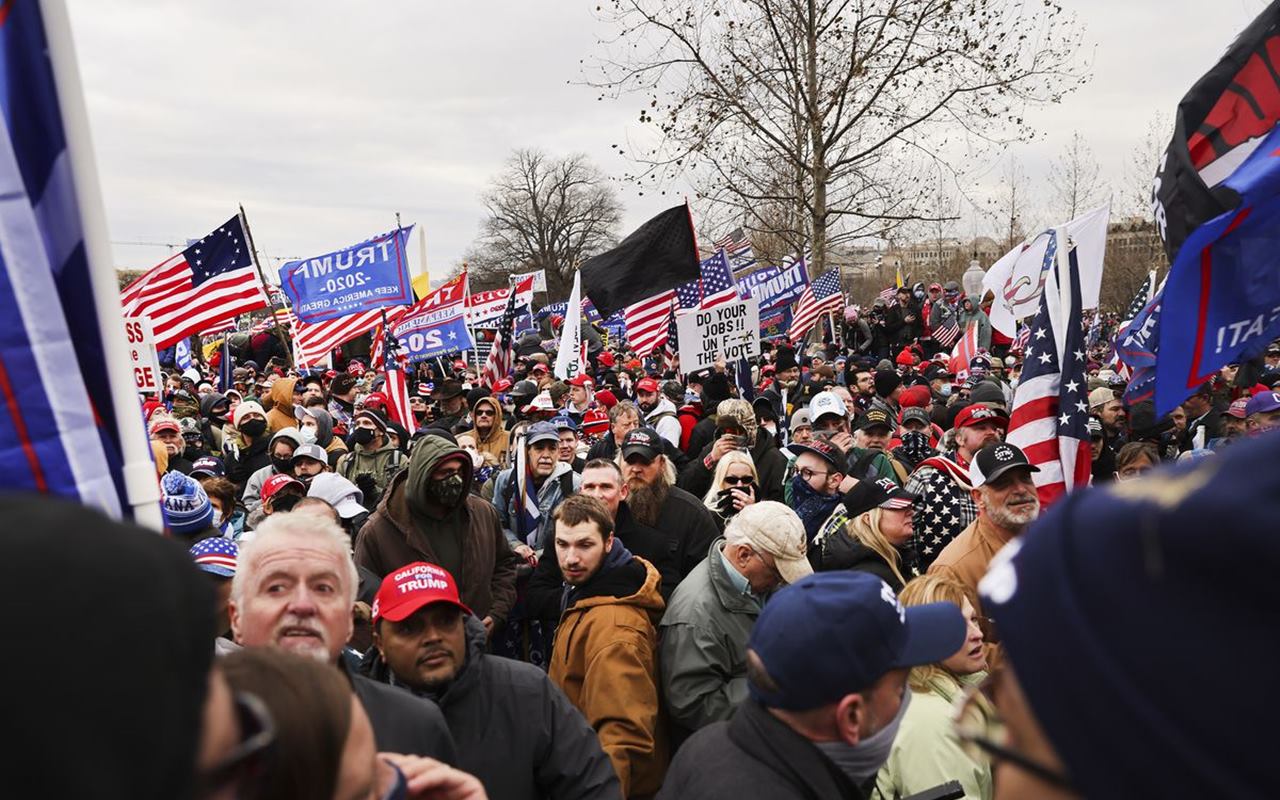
[954,404,1009,430]
[262,473,305,502]
[636,377,661,393]
[568,374,594,388]
[598,351,616,368]
[362,391,389,410]
[372,562,472,625]
[492,378,513,393]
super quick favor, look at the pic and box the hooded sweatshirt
[957,295,992,351]
[265,376,298,433]
[354,435,520,623]
[301,406,348,465]
[472,396,510,467]
[198,392,227,451]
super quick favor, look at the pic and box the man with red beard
[903,404,1007,573]
[620,427,721,588]
[929,441,1040,664]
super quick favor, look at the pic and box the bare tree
[988,155,1034,252]
[1097,113,1171,310]
[463,149,623,297]
[1047,130,1106,220]
[585,0,1088,277]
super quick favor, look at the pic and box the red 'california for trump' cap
[372,562,472,625]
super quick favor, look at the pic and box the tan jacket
[929,514,1017,665]
[550,556,667,798]
[472,397,510,467]
[265,377,298,434]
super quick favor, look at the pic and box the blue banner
[760,307,792,340]
[279,227,415,324]
[391,304,474,363]
[751,259,810,311]
[737,265,780,300]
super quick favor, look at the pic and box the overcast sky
[66,0,1268,279]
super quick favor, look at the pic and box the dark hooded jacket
[677,428,787,503]
[360,616,621,800]
[198,392,228,452]
[300,405,348,467]
[355,435,520,624]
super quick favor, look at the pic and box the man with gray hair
[229,512,457,762]
[659,501,812,744]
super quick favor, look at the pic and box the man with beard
[903,404,1007,572]
[929,441,1039,663]
[621,427,721,585]
[230,512,457,761]
[359,562,620,800]
[636,376,682,447]
[1090,386,1128,452]
[355,434,520,637]
[548,494,667,798]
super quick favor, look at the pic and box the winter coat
[956,295,992,352]
[657,698,864,800]
[886,298,923,347]
[223,435,269,491]
[198,392,227,453]
[355,436,520,625]
[811,527,906,593]
[644,396,683,447]
[492,461,581,549]
[929,514,1015,653]
[337,441,407,500]
[676,430,787,503]
[658,539,759,741]
[340,661,457,764]
[550,553,667,798]
[472,396,511,467]
[264,377,298,434]
[361,616,622,800]
[876,673,993,800]
[843,317,873,354]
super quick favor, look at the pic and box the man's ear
[228,599,242,644]
[618,481,630,501]
[833,692,867,746]
[604,533,615,553]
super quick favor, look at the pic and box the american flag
[382,328,417,433]
[120,214,268,349]
[933,315,961,349]
[789,270,844,342]
[713,227,757,273]
[1006,233,1092,506]
[295,309,382,366]
[949,321,979,375]
[624,289,675,356]
[481,276,523,388]
[1011,323,1032,353]
[877,285,898,305]
[698,249,739,308]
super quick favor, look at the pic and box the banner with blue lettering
[760,307,792,340]
[751,258,810,311]
[391,303,474,363]
[279,227,415,324]
[737,266,780,301]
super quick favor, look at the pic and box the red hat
[492,378,513,393]
[531,363,549,374]
[346,361,366,377]
[262,473,305,502]
[362,391,389,410]
[598,351,616,368]
[895,348,917,367]
[636,377,661,393]
[372,562,472,626]
[625,359,643,371]
[453,359,467,370]
[899,384,931,409]
[582,408,610,436]
[324,369,337,380]
[567,374,595,388]
[954,404,1009,430]
[594,389,618,409]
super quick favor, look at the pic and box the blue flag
[279,227,416,324]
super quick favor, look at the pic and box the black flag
[580,204,699,318]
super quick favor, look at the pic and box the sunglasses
[722,475,754,486]
[194,691,275,798]
[474,409,495,417]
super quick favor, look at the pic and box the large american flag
[1006,233,1092,506]
[481,275,523,388]
[120,214,268,349]
[624,290,675,356]
[295,309,383,366]
[713,227,757,273]
[788,269,844,342]
[698,249,739,308]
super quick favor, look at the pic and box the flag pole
[40,0,161,527]
[461,264,481,374]
[239,204,292,364]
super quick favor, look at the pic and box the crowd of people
[22,280,1280,799]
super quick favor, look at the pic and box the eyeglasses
[722,475,753,486]
[797,467,829,481]
[951,672,1073,790]
[195,691,275,798]
[750,549,784,584]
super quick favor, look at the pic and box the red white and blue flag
[1006,231,1092,506]
[624,290,675,356]
[789,270,844,343]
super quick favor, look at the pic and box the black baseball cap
[621,427,663,461]
[855,408,893,433]
[968,442,1039,488]
[844,477,918,517]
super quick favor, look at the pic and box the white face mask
[297,427,317,445]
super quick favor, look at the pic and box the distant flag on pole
[788,270,844,343]
[381,328,416,434]
[698,249,739,309]
[624,290,675,356]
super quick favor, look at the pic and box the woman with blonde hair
[876,572,992,799]
[810,478,917,591]
[701,450,758,531]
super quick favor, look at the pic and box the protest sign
[751,259,810,311]
[675,298,760,373]
[390,274,473,362]
[124,317,161,394]
[279,227,415,324]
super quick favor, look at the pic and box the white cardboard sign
[675,298,760,373]
[123,317,162,394]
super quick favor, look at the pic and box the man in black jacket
[229,512,457,763]
[360,562,619,800]
[658,571,965,799]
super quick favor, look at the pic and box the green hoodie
[402,435,474,581]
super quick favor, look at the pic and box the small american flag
[481,275,529,388]
[699,249,739,308]
[949,321,979,374]
[789,270,844,343]
[1006,233,1092,506]
[877,284,898,305]
[625,290,676,356]
[713,227,757,273]
[1011,323,1031,353]
[382,328,417,433]
[934,316,962,349]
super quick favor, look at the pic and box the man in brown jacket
[264,376,299,434]
[548,494,667,798]
[929,441,1040,654]
[354,434,520,636]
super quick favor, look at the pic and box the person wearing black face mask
[224,401,273,492]
[336,411,407,509]
[238,427,302,520]
[198,392,230,452]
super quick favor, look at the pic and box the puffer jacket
[472,396,511,468]
[264,377,298,433]
[354,436,520,624]
[658,539,758,743]
[550,551,667,798]
[956,295,992,352]
[492,460,582,549]
[361,616,621,800]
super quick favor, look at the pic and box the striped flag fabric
[1006,232,1092,506]
[933,316,962,349]
[120,213,269,349]
[788,269,844,343]
[713,227,757,273]
[295,309,382,366]
[699,249,739,309]
[949,321,979,376]
[381,328,417,434]
[1011,323,1032,353]
[877,285,898,305]
[480,275,524,388]
[624,289,675,356]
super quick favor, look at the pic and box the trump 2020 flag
[1152,1,1280,414]
[0,2,157,520]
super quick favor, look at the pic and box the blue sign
[760,307,792,339]
[279,227,415,324]
[391,303,474,363]
[737,265,780,300]
[751,259,810,311]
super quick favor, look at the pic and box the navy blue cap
[549,414,578,432]
[749,571,964,711]
[981,431,1280,798]
[524,421,560,447]
[189,456,224,478]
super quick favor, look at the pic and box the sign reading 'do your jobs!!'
[123,317,162,393]
[676,298,760,374]
[278,227,416,325]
